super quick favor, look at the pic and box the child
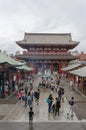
[28,107,34,124]
[18,89,22,103]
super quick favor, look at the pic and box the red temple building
[79,52,86,61]
[16,33,79,75]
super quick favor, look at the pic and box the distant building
[16,33,79,74]
[72,50,79,56]
[79,52,86,61]
[9,54,14,58]
[15,51,21,55]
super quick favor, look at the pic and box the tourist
[15,83,18,96]
[34,89,40,105]
[48,94,54,113]
[24,93,27,107]
[27,92,32,107]
[30,88,34,103]
[70,79,74,90]
[55,98,61,116]
[25,85,28,95]
[61,88,65,102]
[18,89,22,103]
[28,107,34,125]
[69,97,75,117]
[58,87,62,100]
[4,83,9,97]
[30,79,33,88]
[21,88,25,101]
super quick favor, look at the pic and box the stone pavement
[0,122,86,130]
[0,75,78,122]
[0,93,78,122]
[0,75,86,130]
[0,91,77,122]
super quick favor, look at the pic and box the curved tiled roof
[16,54,79,61]
[70,66,86,77]
[62,64,82,71]
[0,53,23,66]
[16,33,79,49]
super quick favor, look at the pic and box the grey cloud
[0,0,86,53]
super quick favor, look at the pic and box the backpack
[46,98,50,104]
[27,96,32,105]
[69,100,74,106]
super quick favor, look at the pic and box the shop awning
[16,65,34,71]
[69,66,86,77]
[61,63,82,71]
[0,53,24,66]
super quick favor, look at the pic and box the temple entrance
[16,33,79,76]
[53,63,58,72]
[44,63,51,75]
[36,63,42,75]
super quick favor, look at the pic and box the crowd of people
[46,86,64,117]
[16,76,40,124]
[15,74,75,124]
[0,73,76,125]
[16,75,66,123]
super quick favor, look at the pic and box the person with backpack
[34,89,40,105]
[48,94,54,113]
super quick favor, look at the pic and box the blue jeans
[48,103,52,113]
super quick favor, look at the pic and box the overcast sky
[0,0,86,54]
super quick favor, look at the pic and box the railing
[24,51,71,55]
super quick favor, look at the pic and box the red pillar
[58,63,62,74]
[33,63,36,74]
[51,63,53,74]
[17,70,21,81]
[42,63,44,74]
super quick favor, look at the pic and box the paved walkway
[0,75,78,122]
[0,75,86,130]
[0,94,78,122]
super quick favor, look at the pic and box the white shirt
[15,85,18,91]
[70,80,73,86]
